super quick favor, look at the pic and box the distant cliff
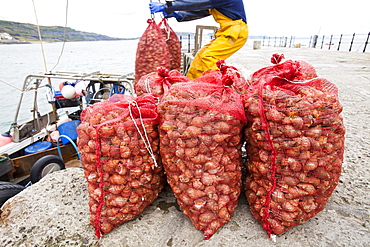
[0,20,129,43]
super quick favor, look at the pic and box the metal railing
[179,25,217,54]
[179,25,218,76]
[261,32,370,53]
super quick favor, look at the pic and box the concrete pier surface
[0,45,369,247]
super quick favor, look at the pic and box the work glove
[163,11,182,20]
[149,2,165,14]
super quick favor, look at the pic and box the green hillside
[0,20,124,42]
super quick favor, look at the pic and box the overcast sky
[0,0,369,39]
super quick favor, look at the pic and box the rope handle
[159,18,171,41]
[128,100,159,169]
[144,76,153,94]
[143,67,170,95]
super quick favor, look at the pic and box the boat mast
[32,0,58,123]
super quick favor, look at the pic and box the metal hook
[149,0,155,19]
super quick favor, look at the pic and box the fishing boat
[0,70,134,206]
[0,11,208,205]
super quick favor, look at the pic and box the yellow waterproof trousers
[186,9,249,80]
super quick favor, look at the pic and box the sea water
[0,40,138,133]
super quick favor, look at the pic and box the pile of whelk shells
[78,55,345,240]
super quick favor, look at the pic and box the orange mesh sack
[77,93,165,238]
[158,62,247,239]
[159,18,182,71]
[135,66,190,99]
[243,55,345,237]
[135,19,170,83]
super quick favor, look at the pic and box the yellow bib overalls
[186,9,248,80]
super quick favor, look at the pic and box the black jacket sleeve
[176,10,211,22]
[164,0,213,13]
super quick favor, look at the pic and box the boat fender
[30,155,65,184]
[75,80,89,96]
[61,85,76,99]
[0,132,13,147]
[0,182,25,207]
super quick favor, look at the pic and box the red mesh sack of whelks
[158,60,247,239]
[193,60,251,95]
[159,18,182,71]
[243,54,345,236]
[135,66,190,99]
[135,19,170,83]
[77,93,165,238]
[249,54,318,84]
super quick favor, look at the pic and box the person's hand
[149,2,165,14]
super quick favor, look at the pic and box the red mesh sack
[194,60,250,95]
[135,66,190,99]
[77,93,165,238]
[243,55,345,237]
[159,18,182,71]
[158,63,247,239]
[135,19,170,83]
[249,53,318,85]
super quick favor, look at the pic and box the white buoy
[74,81,88,96]
[61,85,76,99]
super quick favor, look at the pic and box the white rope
[144,76,153,94]
[161,20,171,41]
[0,79,22,91]
[51,0,69,71]
[128,101,158,168]
[164,25,170,41]
[32,0,48,72]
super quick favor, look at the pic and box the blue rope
[57,135,80,161]
[26,135,80,187]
